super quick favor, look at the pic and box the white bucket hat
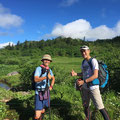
[41,54,52,62]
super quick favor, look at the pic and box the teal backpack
[82,58,109,88]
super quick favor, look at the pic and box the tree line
[3,36,120,57]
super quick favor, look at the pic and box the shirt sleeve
[34,67,42,77]
[91,58,99,70]
[50,69,54,76]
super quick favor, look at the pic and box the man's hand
[71,69,77,76]
[49,86,53,91]
[77,79,84,86]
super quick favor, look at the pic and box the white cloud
[114,21,120,33]
[0,4,9,14]
[60,0,79,7]
[0,42,15,49]
[49,19,120,40]
[0,14,23,28]
[51,19,91,38]
[0,3,23,29]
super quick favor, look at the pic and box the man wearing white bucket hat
[34,54,55,120]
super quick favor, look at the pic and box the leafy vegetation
[0,36,120,120]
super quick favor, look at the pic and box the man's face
[80,49,90,59]
[43,59,51,66]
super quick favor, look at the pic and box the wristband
[50,85,53,89]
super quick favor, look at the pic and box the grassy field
[0,56,120,120]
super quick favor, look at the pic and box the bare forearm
[78,70,98,86]
[85,71,98,83]
[34,76,46,82]
[85,75,97,83]
[78,74,98,86]
[51,76,55,86]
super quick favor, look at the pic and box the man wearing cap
[34,54,55,120]
[71,45,110,120]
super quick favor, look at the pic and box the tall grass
[0,57,120,120]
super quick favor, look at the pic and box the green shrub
[5,59,20,65]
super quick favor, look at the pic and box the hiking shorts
[35,94,50,110]
[81,87,104,110]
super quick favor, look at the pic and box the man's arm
[50,76,55,87]
[48,73,55,90]
[77,69,98,86]
[85,69,98,83]
[34,76,47,82]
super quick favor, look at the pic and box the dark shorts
[35,94,50,110]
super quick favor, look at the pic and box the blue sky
[0,0,120,48]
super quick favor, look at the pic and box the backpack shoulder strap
[82,59,85,67]
[82,58,93,69]
[45,69,50,91]
[39,66,44,77]
[39,66,46,77]
[39,66,50,76]
[88,58,93,70]
[40,66,50,84]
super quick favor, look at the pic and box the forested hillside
[2,36,120,58]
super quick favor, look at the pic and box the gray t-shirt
[81,58,99,90]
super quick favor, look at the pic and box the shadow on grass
[50,98,84,120]
[6,97,84,120]
[7,96,34,120]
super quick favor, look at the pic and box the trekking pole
[48,90,51,120]
[46,70,51,120]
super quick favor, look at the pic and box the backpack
[82,58,109,88]
[31,66,50,90]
